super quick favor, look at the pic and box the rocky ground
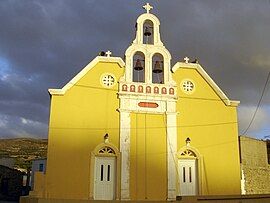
[0,138,47,169]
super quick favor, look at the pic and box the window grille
[180,149,196,158]
[98,146,116,155]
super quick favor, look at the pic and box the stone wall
[240,136,270,194]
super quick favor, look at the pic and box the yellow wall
[45,62,124,199]
[41,62,241,200]
[29,172,46,198]
[173,67,241,195]
[130,113,167,200]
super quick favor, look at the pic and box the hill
[0,138,48,169]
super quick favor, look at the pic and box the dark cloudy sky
[0,0,269,139]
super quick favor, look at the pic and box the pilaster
[119,110,131,200]
[166,112,178,200]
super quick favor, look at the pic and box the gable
[172,62,239,107]
[49,56,125,95]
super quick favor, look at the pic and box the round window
[181,80,195,94]
[101,74,116,88]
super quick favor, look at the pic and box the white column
[145,52,151,83]
[124,55,132,82]
[166,112,177,200]
[119,110,131,200]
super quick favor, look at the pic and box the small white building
[31,158,47,189]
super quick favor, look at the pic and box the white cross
[184,56,190,63]
[106,50,112,57]
[143,3,153,13]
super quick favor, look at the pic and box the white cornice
[171,62,240,107]
[48,56,125,96]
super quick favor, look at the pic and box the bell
[153,61,163,73]
[144,27,151,36]
[134,59,143,71]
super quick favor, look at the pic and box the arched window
[180,149,197,158]
[133,51,145,82]
[98,146,116,155]
[122,84,127,91]
[146,86,151,93]
[152,53,164,84]
[169,88,174,95]
[143,20,154,44]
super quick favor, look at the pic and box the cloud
[238,105,270,138]
[0,0,269,139]
[0,113,47,138]
[0,115,8,128]
[248,54,270,70]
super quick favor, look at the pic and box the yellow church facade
[30,3,241,201]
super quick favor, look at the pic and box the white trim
[48,56,125,95]
[119,111,131,200]
[171,62,240,106]
[166,112,177,200]
[230,100,240,106]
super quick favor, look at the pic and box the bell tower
[118,3,177,200]
[123,3,173,85]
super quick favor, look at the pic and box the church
[28,3,241,202]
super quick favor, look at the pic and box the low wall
[242,166,270,194]
[240,136,270,194]
[29,172,46,198]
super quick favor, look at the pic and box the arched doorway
[178,149,198,196]
[91,144,120,200]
